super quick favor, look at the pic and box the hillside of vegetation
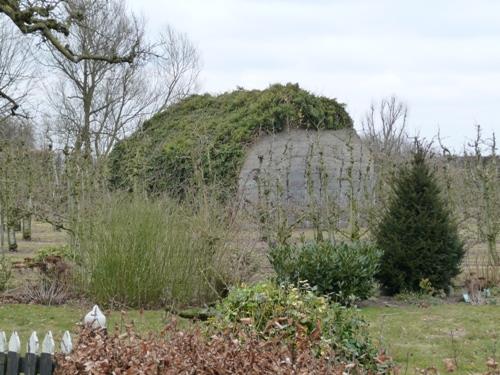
[108,83,353,195]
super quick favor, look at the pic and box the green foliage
[375,146,465,295]
[394,278,445,305]
[394,291,444,306]
[0,255,12,292]
[75,193,233,308]
[211,281,377,368]
[108,83,353,196]
[269,241,381,304]
[34,244,74,262]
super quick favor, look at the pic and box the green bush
[0,255,12,292]
[108,83,353,196]
[269,241,381,304]
[375,145,464,295]
[75,193,233,308]
[394,278,445,305]
[394,291,444,306]
[34,244,74,262]
[211,282,377,368]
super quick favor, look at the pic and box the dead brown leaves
[486,358,499,375]
[55,321,380,374]
[442,358,457,372]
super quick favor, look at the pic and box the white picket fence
[0,305,106,375]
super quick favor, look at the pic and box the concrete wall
[238,128,374,224]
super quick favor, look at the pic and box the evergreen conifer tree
[375,144,464,294]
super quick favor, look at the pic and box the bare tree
[0,18,32,118]
[463,126,499,266]
[0,117,35,251]
[45,0,148,159]
[46,1,201,159]
[154,26,201,111]
[361,96,409,157]
[0,0,143,115]
[360,96,411,227]
[0,0,139,63]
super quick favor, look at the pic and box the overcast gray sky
[130,0,499,150]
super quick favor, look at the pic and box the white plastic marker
[84,305,106,329]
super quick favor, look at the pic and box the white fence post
[6,332,20,374]
[60,331,72,355]
[0,306,107,374]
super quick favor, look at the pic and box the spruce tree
[375,145,464,295]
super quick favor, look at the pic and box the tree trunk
[0,209,4,251]
[22,215,32,240]
[14,220,21,232]
[7,226,17,251]
[487,234,499,266]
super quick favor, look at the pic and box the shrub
[211,282,378,368]
[269,241,381,304]
[75,193,233,308]
[22,250,73,305]
[394,279,445,306]
[375,145,464,295]
[394,291,444,306]
[34,244,74,262]
[20,277,69,305]
[0,254,12,292]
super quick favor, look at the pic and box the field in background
[4,222,498,289]
[3,221,67,262]
[237,225,500,288]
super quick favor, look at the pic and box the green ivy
[108,83,352,196]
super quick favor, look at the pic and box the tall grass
[75,193,232,308]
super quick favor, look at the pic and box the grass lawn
[0,303,497,373]
[0,304,169,353]
[361,304,499,374]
